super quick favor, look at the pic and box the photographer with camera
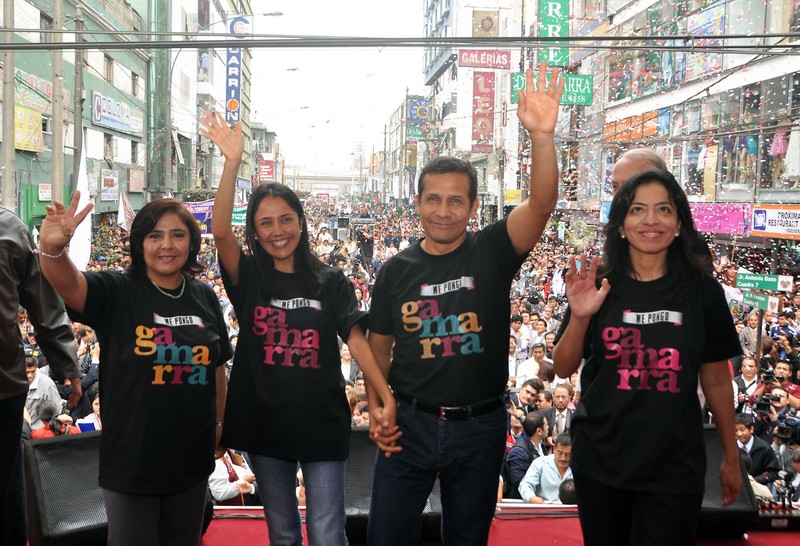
[734,357,760,414]
[749,360,800,410]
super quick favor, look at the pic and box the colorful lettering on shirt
[252,306,321,368]
[400,278,484,360]
[135,322,212,385]
[602,323,682,393]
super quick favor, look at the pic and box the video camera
[775,410,800,444]
[754,394,781,415]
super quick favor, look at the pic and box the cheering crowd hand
[39,191,94,254]
[564,254,611,320]
[517,61,565,136]
[199,111,243,162]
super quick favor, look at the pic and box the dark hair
[245,183,323,296]
[599,170,711,302]
[554,432,572,448]
[538,390,553,403]
[417,156,478,205]
[522,411,546,437]
[125,198,203,279]
[521,378,545,393]
[735,413,754,428]
[558,478,577,504]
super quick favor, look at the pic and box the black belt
[396,392,504,420]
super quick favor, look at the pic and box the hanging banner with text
[472,72,495,153]
[511,72,593,105]
[538,0,569,67]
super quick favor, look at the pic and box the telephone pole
[52,0,65,201]
[2,0,15,210]
[71,6,84,192]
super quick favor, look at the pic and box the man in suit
[735,414,781,486]
[504,412,549,499]
[508,379,543,418]
[543,383,574,452]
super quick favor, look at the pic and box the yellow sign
[504,189,523,205]
[15,106,44,152]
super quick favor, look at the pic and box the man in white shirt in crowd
[519,433,573,503]
[25,355,63,430]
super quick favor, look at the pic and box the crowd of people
[3,65,800,545]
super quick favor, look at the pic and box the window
[684,100,701,134]
[42,116,53,150]
[763,75,789,118]
[742,83,761,124]
[104,134,115,163]
[701,94,721,131]
[40,13,53,44]
[105,55,114,83]
[720,88,740,128]
[792,72,800,116]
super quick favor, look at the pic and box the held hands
[40,192,93,255]
[564,254,611,320]
[199,111,243,162]
[516,61,565,136]
[369,396,402,457]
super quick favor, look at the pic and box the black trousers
[0,393,28,546]
[573,471,703,546]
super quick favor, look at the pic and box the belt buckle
[439,405,468,420]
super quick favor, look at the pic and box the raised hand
[40,191,93,254]
[199,111,243,162]
[564,254,611,320]
[517,61,565,136]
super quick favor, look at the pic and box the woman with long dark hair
[38,196,232,546]
[553,170,741,546]
[202,111,396,546]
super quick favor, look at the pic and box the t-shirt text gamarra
[402,277,484,359]
[135,314,212,385]
[603,309,684,393]
[252,299,322,368]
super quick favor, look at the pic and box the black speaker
[698,424,758,539]
[345,427,441,542]
[24,431,107,546]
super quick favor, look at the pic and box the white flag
[117,186,135,232]
[69,142,92,271]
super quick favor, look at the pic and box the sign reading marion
[458,49,511,69]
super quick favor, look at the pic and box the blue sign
[225,17,249,123]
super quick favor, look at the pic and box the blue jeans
[248,455,348,546]
[367,399,506,546]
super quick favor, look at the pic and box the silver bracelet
[35,246,67,259]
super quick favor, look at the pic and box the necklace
[150,277,186,299]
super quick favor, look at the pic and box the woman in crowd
[30,400,80,439]
[38,194,232,546]
[553,170,741,546]
[76,390,102,431]
[202,111,396,546]
[354,286,370,312]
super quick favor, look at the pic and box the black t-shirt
[570,274,741,494]
[369,218,524,406]
[69,272,232,495]
[220,253,363,461]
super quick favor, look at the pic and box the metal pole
[2,0,16,210]
[71,6,84,193]
[52,0,65,201]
